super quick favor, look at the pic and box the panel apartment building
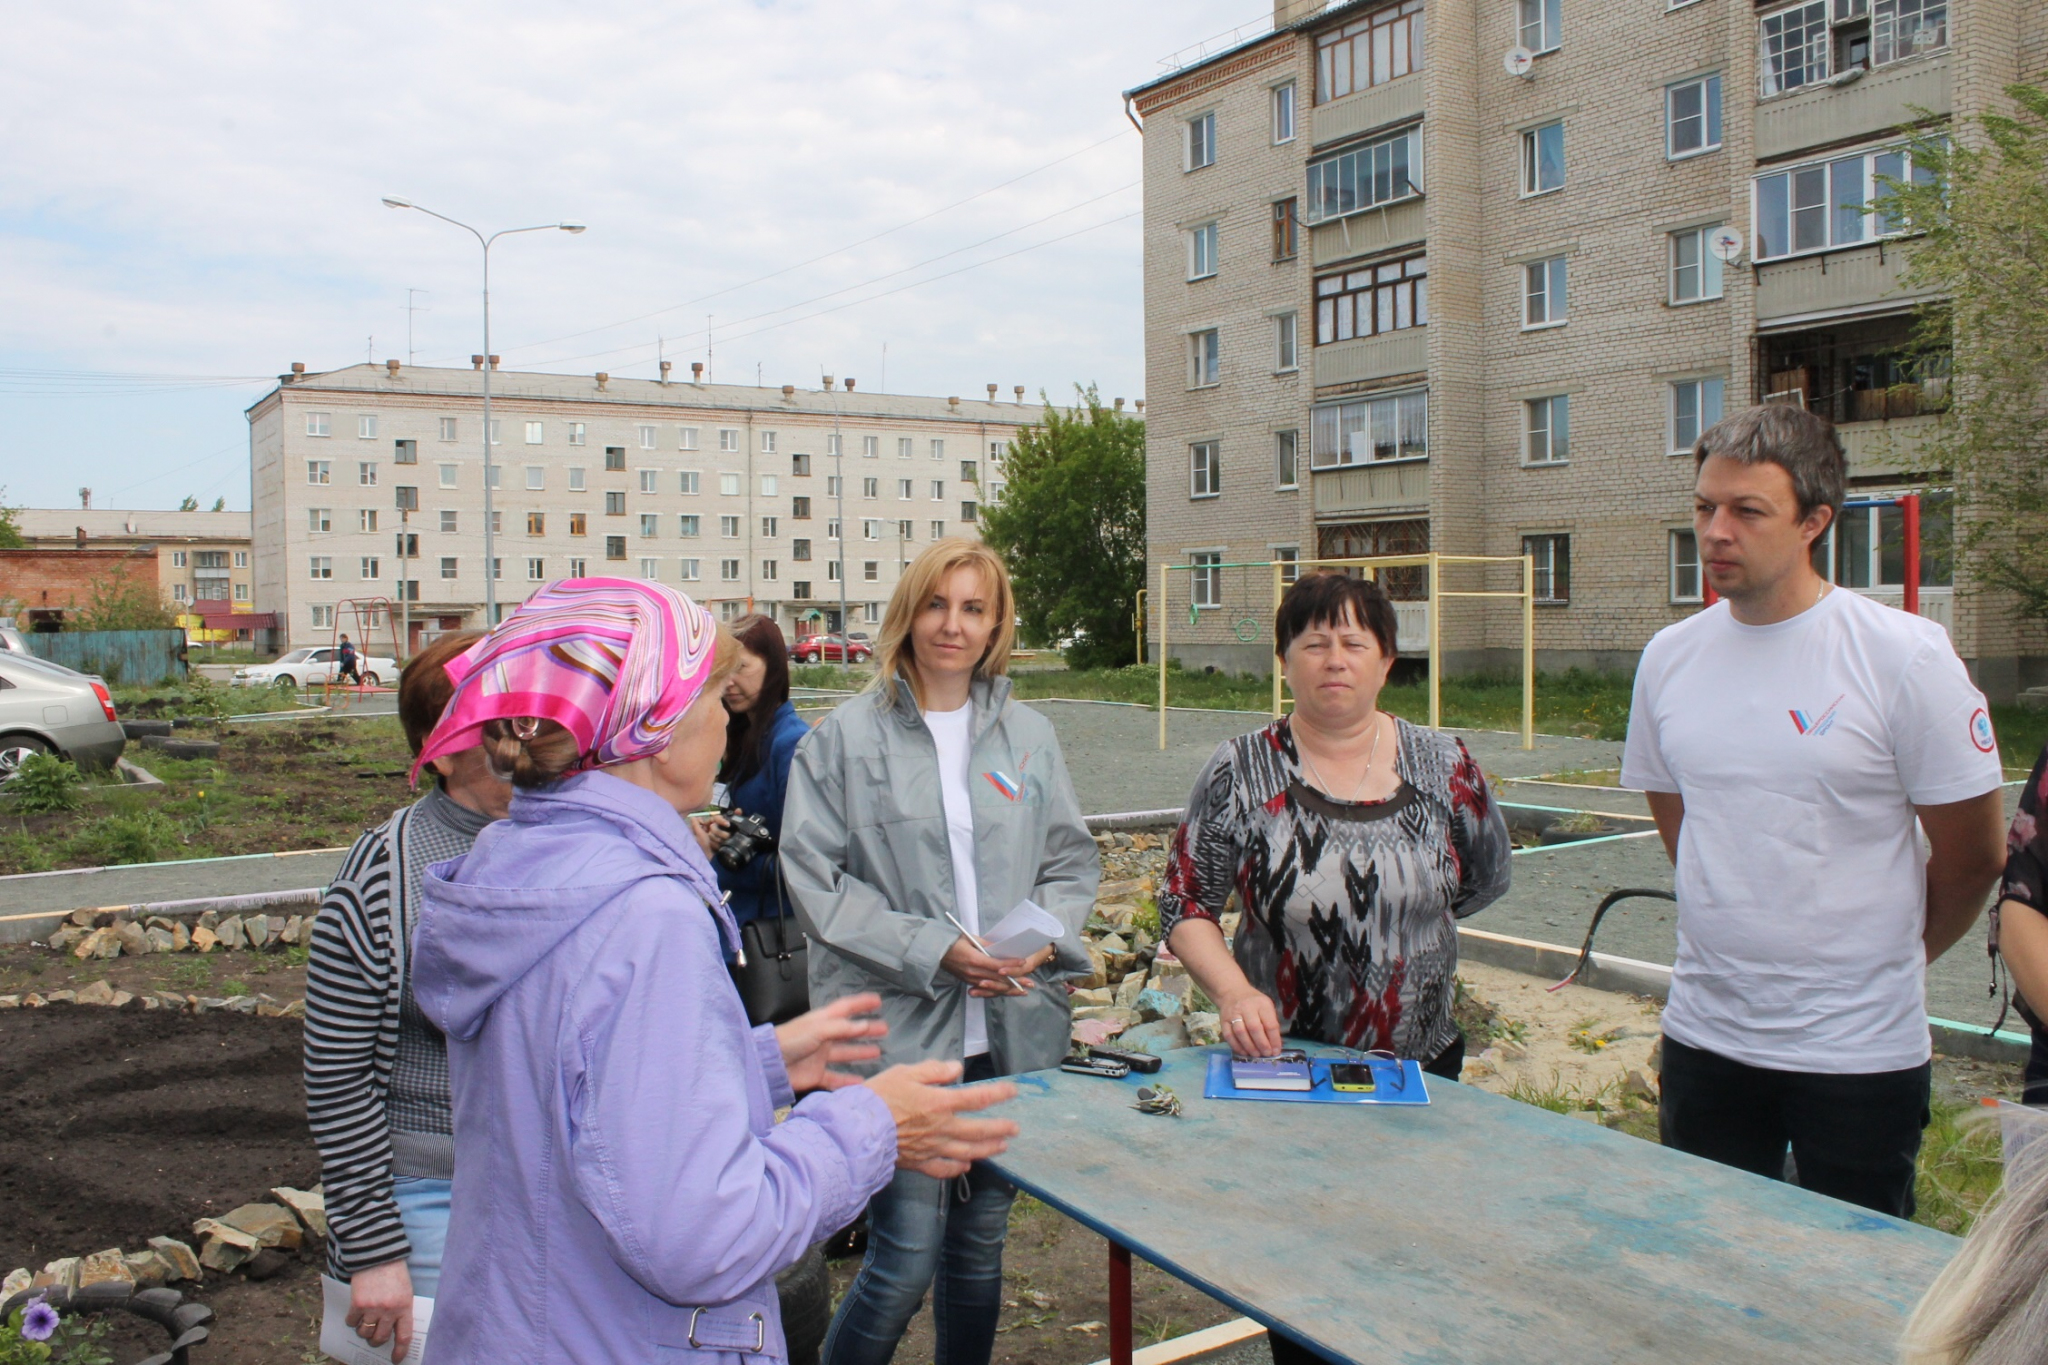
[1131,0,2046,696]
[247,363,1035,652]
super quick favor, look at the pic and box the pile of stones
[1074,829,1230,1056]
[1,1188,326,1298]
[45,907,315,958]
[0,979,304,1015]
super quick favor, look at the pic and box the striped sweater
[304,788,490,1279]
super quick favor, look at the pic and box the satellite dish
[1707,227,1745,263]
[1503,46,1535,78]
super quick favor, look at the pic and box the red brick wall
[0,549,160,621]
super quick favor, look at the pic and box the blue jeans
[392,1176,452,1299]
[822,1063,1016,1365]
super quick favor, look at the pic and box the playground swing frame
[1153,552,1537,751]
[323,596,404,706]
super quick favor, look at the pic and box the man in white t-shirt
[1621,403,2006,1218]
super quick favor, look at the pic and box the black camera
[714,806,776,871]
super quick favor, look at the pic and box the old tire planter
[0,1282,214,1364]
[139,736,222,760]
[776,1243,830,1365]
[121,720,174,739]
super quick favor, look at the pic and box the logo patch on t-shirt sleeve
[1969,707,1996,754]
[1789,694,1846,737]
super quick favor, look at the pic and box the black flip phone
[1060,1054,1131,1079]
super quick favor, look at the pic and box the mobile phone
[1329,1062,1376,1093]
[1086,1045,1163,1075]
[1060,1054,1131,1079]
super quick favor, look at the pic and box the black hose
[1550,888,1678,992]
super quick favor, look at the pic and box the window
[1523,256,1568,328]
[525,421,544,445]
[395,485,419,513]
[861,477,879,499]
[1814,490,1954,589]
[930,439,945,460]
[570,557,587,577]
[794,579,816,599]
[1305,126,1421,224]
[1275,313,1298,371]
[359,508,379,532]
[826,435,842,458]
[679,558,701,582]
[760,560,778,581]
[172,550,190,569]
[440,556,458,580]
[568,422,586,446]
[1311,390,1429,467]
[930,520,946,540]
[528,557,547,581]
[605,535,627,561]
[1190,441,1221,498]
[864,519,879,540]
[899,519,916,541]
[792,495,812,519]
[956,462,976,486]
[760,431,777,454]
[789,452,812,478]
[491,509,503,533]
[1670,529,1702,602]
[1187,223,1218,280]
[440,510,459,533]
[605,491,626,515]
[233,550,247,568]
[862,435,879,458]
[487,465,502,489]
[307,460,331,485]
[438,463,458,489]
[1524,534,1570,602]
[1669,226,1726,302]
[233,582,250,602]
[1276,430,1300,489]
[898,438,913,458]
[1518,0,1561,53]
[793,538,812,561]
[640,514,659,537]
[719,428,740,452]
[930,481,945,501]
[306,412,331,438]
[171,582,188,602]
[1186,111,1215,170]
[1753,144,1932,260]
[761,516,779,538]
[568,467,586,491]
[864,561,880,582]
[394,438,417,464]
[196,550,227,569]
[640,557,659,579]
[488,420,502,446]
[1761,1,1829,95]
[1315,1,1425,103]
[356,461,378,486]
[526,466,545,490]
[1670,378,1725,453]
[1190,552,1223,608]
[897,478,914,500]
[1272,82,1296,143]
[638,424,658,450]
[1521,122,1565,195]
[1271,198,1299,261]
[311,604,333,629]
[604,446,626,472]
[570,512,587,536]
[360,556,381,580]
[491,558,504,580]
[960,502,978,522]
[1315,252,1428,344]
[720,559,741,581]
[395,532,417,558]
[1189,329,1220,387]
[358,414,378,440]
[1874,0,1946,65]
[679,471,700,495]
[1275,547,1302,584]
[1667,75,1723,158]
[761,474,779,497]
[308,508,332,533]
[826,475,843,496]
[679,514,700,537]
[1524,395,1571,465]
[719,472,742,497]
[720,515,741,538]
[637,469,657,494]
[439,417,458,441]
[677,426,697,451]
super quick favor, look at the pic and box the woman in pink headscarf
[406,580,1020,1365]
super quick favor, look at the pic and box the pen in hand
[942,911,1031,994]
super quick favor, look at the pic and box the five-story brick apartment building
[1131,0,2046,696]
[248,362,1036,653]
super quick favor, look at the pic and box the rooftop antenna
[405,289,430,365]
[367,335,375,364]
[706,315,713,384]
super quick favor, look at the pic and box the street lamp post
[829,397,848,640]
[381,198,584,625]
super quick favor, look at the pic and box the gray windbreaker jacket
[783,674,1098,1077]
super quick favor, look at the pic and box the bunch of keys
[1132,1084,1182,1118]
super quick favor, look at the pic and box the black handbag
[730,857,811,1027]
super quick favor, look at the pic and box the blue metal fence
[26,629,186,685]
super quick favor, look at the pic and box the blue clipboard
[1202,1051,1430,1105]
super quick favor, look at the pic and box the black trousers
[1657,1034,1930,1219]
[2026,1025,2048,1107]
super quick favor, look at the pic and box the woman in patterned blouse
[1161,571,1511,1074]
[1994,742,2048,1105]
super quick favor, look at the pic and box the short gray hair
[1693,403,1845,522]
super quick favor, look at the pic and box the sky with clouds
[0,0,1269,513]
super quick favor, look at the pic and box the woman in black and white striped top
[304,631,509,1364]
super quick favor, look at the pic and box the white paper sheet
[320,1274,434,1365]
[979,899,1065,960]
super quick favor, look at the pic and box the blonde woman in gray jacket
[784,538,1098,1365]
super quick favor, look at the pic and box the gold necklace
[1298,713,1385,803]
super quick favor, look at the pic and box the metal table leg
[1110,1240,1133,1365]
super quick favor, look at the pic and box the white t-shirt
[1620,588,2001,1073]
[925,704,988,1057]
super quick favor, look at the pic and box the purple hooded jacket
[410,770,896,1363]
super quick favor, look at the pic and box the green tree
[177,495,199,511]
[71,573,178,631]
[210,497,226,512]
[1879,84,2048,622]
[0,488,22,549]
[979,387,1146,669]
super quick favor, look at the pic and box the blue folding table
[987,1046,1959,1364]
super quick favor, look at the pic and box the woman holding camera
[784,539,1099,1365]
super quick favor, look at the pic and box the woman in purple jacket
[407,579,1019,1365]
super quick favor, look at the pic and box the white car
[232,646,397,691]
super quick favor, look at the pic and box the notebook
[320,1274,434,1365]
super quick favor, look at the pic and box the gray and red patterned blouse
[1160,716,1512,1062]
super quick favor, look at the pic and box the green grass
[1915,1100,2007,1236]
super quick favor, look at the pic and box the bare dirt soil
[0,943,310,1006]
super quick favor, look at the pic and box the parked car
[0,625,31,656]
[231,646,397,690]
[0,653,125,773]
[791,634,873,665]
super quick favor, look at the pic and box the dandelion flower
[21,1298,59,1341]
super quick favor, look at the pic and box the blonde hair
[1900,1130,2048,1364]
[873,538,1015,709]
[482,625,742,787]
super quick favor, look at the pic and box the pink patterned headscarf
[410,578,718,785]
